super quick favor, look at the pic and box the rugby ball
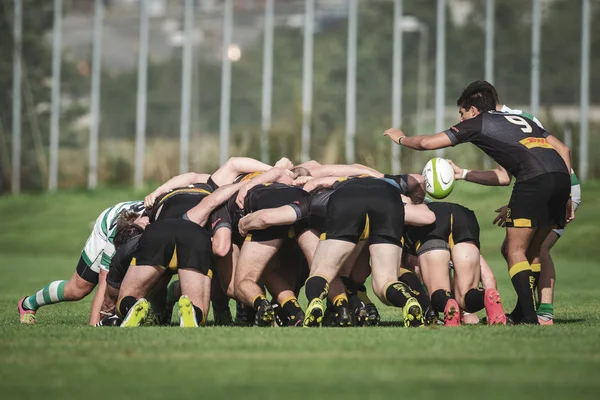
[422,158,455,199]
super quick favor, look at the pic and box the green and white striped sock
[23,281,67,311]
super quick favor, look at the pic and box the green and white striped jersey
[100,201,145,244]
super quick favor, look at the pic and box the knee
[212,239,231,258]
[65,279,94,300]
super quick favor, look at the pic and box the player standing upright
[383,83,572,324]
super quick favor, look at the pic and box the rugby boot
[254,299,275,327]
[424,306,441,326]
[365,302,381,326]
[18,297,36,325]
[95,314,122,327]
[348,295,369,327]
[403,297,425,328]
[235,301,256,326]
[484,288,507,325]
[214,306,234,326]
[303,298,325,328]
[178,295,199,327]
[142,307,162,326]
[289,310,305,327]
[121,298,150,328]
[443,299,461,327]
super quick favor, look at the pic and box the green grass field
[1,183,600,399]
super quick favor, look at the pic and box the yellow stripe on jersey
[519,137,554,149]
[167,246,178,270]
[240,171,264,182]
[159,187,211,205]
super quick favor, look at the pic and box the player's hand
[238,215,250,237]
[274,157,294,170]
[144,191,159,209]
[565,198,575,224]
[236,185,250,209]
[493,205,508,227]
[446,159,464,180]
[383,128,406,144]
[293,176,313,186]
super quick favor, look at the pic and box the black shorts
[323,179,404,245]
[506,172,571,229]
[244,184,310,242]
[76,256,99,284]
[411,202,480,256]
[131,219,213,277]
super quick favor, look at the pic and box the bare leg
[178,268,212,323]
[234,239,282,307]
[539,232,559,305]
[89,269,108,325]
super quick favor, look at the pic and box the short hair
[456,82,497,113]
[290,166,311,179]
[113,210,144,249]
[462,80,500,104]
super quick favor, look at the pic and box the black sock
[464,288,485,313]
[384,282,413,308]
[509,262,538,323]
[117,296,137,318]
[430,289,452,314]
[253,294,267,310]
[193,305,204,325]
[305,276,329,302]
[282,297,303,317]
[341,276,365,297]
[399,271,431,309]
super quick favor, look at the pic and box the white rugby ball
[422,158,455,199]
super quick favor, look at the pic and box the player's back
[466,111,568,181]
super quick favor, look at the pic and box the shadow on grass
[554,319,585,324]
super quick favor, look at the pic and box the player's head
[462,80,500,105]
[114,210,148,249]
[456,82,497,121]
[290,166,311,179]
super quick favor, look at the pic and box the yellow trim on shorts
[448,213,455,250]
[531,263,541,273]
[168,246,178,271]
[131,257,137,266]
[359,215,370,240]
[245,233,252,241]
[319,232,327,240]
[509,261,531,278]
[207,269,213,279]
[513,218,532,228]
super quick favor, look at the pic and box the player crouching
[117,218,213,327]
[404,202,506,326]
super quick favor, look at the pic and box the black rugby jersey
[149,183,213,222]
[444,111,568,182]
[106,234,141,289]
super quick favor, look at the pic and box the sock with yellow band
[399,269,430,309]
[281,296,303,319]
[509,261,538,324]
[252,294,268,310]
[383,281,413,308]
[305,276,329,302]
[332,293,349,308]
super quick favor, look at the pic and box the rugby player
[403,202,506,326]
[446,81,581,325]
[116,182,244,327]
[383,82,572,324]
[18,201,147,325]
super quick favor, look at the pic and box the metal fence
[2,0,596,194]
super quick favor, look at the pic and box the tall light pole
[530,0,541,117]
[345,0,358,164]
[484,0,495,83]
[88,0,104,190]
[48,0,63,191]
[301,0,314,162]
[11,0,22,194]
[391,0,403,174]
[179,0,194,173]
[434,0,446,158]
[134,0,149,189]
[579,0,591,181]
[260,0,274,163]
[219,0,233,165]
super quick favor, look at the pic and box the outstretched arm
[186,182,244,227]
[447,160,512,186]
[235,168,294,208]
[145,172,210,208]
[238,206,299,236]
[310,164,383,178]
[210,157,275,187]
[384,128,453,151]
[404,203,436,226]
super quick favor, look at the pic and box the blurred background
[0,0,598,194]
